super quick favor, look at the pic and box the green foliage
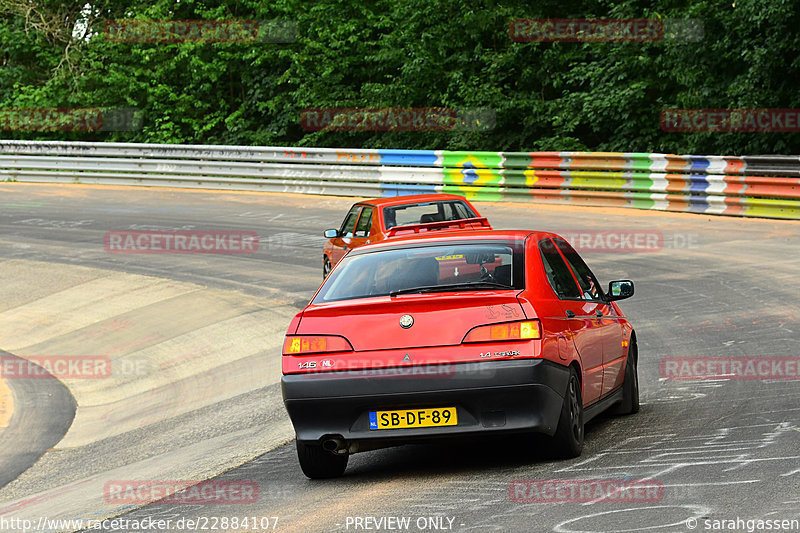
[1,0,798,153]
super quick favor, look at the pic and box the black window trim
[551,237,609,303]
[538,237,583,301]
[354,206,374,238]
[339,205,365,237]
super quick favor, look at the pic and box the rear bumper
[281,358,569,445]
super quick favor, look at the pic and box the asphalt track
[0,183,798,533]
[0,351,76,489]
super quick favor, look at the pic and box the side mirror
[324,229,339,239]
[606,280,634,301]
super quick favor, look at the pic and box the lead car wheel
[296,440,348,479]
[552,367,584,458]
[322,256,332,279]
[614,340,640,415]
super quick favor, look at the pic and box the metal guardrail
[1,140,798,219]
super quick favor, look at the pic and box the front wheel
[552,367,584,458]
[323,256,332,279]
[296,440,348,479]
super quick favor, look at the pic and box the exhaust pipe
[322,437,346,453]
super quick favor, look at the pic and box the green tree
[1,0,798,154]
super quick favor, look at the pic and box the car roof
[349,229,560,253]
[354,194,475,208]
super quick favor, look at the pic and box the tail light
[462,320,541,343]
[283,335,353,355]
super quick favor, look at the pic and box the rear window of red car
[383,200,477,229]
[314,240,524,303]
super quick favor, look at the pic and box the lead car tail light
[462,320,541,343]
[282,335,353,355]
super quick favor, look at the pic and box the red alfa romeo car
[322,194,490,278]
[282,229,638,478]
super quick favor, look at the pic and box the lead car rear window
[383,200,476,229]
[314,242,524,303]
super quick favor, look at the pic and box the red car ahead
[282,229,638,478]
[322,194,490,278]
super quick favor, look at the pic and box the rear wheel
[614,340,640,415]
[323,256,332,279]
[552,367,584,458]
[296,440,348,479]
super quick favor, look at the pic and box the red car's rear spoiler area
[386,217,492,237]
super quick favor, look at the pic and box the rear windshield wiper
[389,281,513,297]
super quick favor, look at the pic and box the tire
[552,367,584,458]
[323,256,332,279]
[614,340,640,415]
[296,440,348,479]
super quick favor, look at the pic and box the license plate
[369,407,457,430]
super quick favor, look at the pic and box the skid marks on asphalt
[548,419,800,530]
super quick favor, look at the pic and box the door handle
[566,310,575,318]
[595,309,603,317]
